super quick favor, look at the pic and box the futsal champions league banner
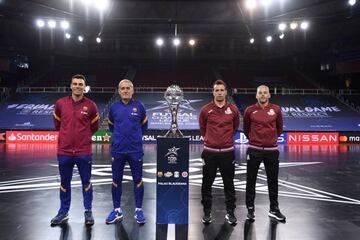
[0,103,55,129]
[134,92,212,130]
[0,93,64,130]
[0,93,110,130]
[234,94,360,131]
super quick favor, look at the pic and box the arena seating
[31,68,128,87]
[133,68,215,88]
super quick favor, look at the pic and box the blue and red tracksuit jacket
[108,98,148,156]
[53,96,99,156]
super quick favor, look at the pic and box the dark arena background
[1,0,360,239]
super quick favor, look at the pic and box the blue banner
[0,93,64,130]
[135,92,212,130]
[156,137,189,224]
[0,93,111,130]
[234,94,360,131]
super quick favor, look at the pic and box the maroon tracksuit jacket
[53,96,99,156]
[243,102,283,148]
[199,101,240,152]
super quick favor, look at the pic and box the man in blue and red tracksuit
[50,74,99,227]
[243,85,286,222]
[199,80,240,226]
[105,79,148,225]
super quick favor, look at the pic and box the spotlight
[47,20,56,29]
[65,33,71,39]
[96,37,101,43]
[348,0,356,6]
[249,38,255,44]
[279,33,285,39]
[266,35,272,42]
[60,20,69,30]
[261,0,272,7]
[95,0,110,11]
[173,38,181,46]
[278,23,287,31]
[36,19,45,28]
[189,39,196,46]
[290,22,298,30]
[81,0,93,6]
[78,35,84,42]
[245,0,257,10]
[300,21,309,30]
[156,38,164,46]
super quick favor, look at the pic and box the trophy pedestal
[156,137,189,239]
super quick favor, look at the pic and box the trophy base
[164,129,184,138]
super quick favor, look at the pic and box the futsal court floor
[0,142,360,240]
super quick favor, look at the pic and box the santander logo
[6,131,59,143]
[8,133,16,141]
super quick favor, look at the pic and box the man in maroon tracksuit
[50,74,99,226]
[243,85,286,222]
[199,80,240,226]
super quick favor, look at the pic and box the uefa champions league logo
[165,146,180,164]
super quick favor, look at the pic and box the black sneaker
[84,210,94,226]
[268,209,286,221]
[246,208,255,221]
[225,211,237,226]
[202,211,212,225]
[50,212,69,226]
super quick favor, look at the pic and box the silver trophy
[164,85,184,138]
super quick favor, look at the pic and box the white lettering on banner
[281,106,341,113]
[285,112,329,117]
[6,132,59,143]
[30,109,54,115]
[288,134,337,143]
[281,106,341,118]
[310,125,333,128]
[190,135,204,142]
[9,104,55,110]
[14,133,57,141]
[142,135,156,141]
[7,104,55,116]
[349,136,360,141]
[91,136,103,141]
[7,104,19,109]
[151,111,198,125]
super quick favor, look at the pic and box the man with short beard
[243,85,286,222]
[199,80,240,226]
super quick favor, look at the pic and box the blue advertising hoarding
[0,92,111,130]
[233,94,360,131]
